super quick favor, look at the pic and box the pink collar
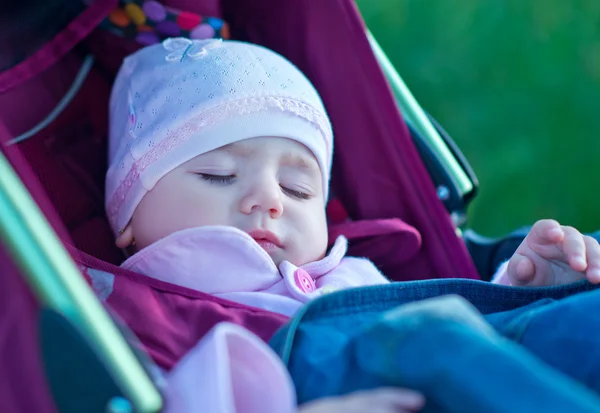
[121,226,348,295]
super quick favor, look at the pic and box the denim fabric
[270,279,600,412]
[486,287,600,390]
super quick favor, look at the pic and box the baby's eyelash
[198,174,310,199]
[198,173,236,184]
[281,186,311,200]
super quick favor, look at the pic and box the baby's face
[128,136,329,266]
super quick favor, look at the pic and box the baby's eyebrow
[216,143,254,157]
[281,152,319,171]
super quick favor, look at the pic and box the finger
[530,219,564,246]
[584,236,600,283]
[562,226,587,272]
[507,254,536,285]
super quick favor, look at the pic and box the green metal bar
[0,152,162,413]
[368,31,473,196]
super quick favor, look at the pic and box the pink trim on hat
[107,95,332,230]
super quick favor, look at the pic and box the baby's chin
[268,249,327,268]
[263,250,288,267]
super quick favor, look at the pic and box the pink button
[294,268,316,293]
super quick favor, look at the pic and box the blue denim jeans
[269,279,600,412]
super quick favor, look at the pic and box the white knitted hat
[105,38,333,235]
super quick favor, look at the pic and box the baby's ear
[115,225,134,249]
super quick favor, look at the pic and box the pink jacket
[121,226,506,413]
[122,226,391,317]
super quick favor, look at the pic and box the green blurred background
[356,0,600,237]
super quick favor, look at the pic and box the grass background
[356,0,600,237]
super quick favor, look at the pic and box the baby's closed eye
[281,185,312,200]
[197,173,236,185]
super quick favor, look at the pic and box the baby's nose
[240,180,283,218]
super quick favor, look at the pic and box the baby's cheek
[305,218,329,262]
[286,230,326,266]
[130,206,180,249]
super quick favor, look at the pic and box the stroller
[0,0,528,411]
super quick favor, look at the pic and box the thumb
[507,254,536,285]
